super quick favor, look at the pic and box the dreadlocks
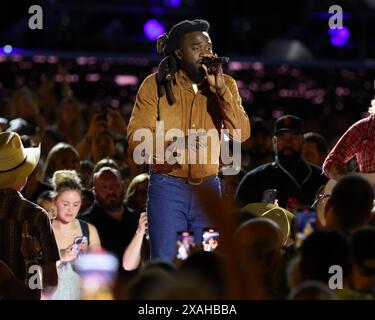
[156,19,210,105]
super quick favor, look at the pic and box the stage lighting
[144,19,165,41]
[328,26,350,47]
[163,0,180,7]
[3,45,13,54]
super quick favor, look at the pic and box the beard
[277,147,302,163]
[96,192,124,212]
[182,61,204,83]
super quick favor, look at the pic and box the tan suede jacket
[127,69,250,179]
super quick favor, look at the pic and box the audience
[124,173,149,213]
[79,160,95,189]
[0,132,59,299]
[288,281,337,300]
[243,117,274,171]
[350,226,375,296]
[2,55,375,301]
[324,175,374,235]
[49,170,101,300]
[234,218,285,299]
[42,143,80,182]
[302,132,329,168]
[297,229,373,299]
[80,167,140,263]
[56,96,85,146]
[236,115,327,211]
[36,190,57,220]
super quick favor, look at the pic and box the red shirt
[323,115,375,176]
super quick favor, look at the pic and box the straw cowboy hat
[240,202,295,244]
[0,132,40,188]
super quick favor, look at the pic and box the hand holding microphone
[201,56,229,66]
[201,56,230,75]
[200,55,230,96]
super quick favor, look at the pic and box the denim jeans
[147,173,221,262]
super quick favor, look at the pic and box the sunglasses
[311,194,330,209]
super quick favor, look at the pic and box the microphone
[201,56,230,74]
[201,56,230,66]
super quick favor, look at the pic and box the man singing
[127,19,250,262]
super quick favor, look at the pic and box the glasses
[311,194,330,209]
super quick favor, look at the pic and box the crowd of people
[1,19,375,300]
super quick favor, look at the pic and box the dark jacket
[236,159,327,208]
[80,202,140,262]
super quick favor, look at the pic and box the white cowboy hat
[0,132,40,188]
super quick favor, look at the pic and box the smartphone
[262,189,277,204]
[202,228,219,252]
[295,209,317,248]
[176,231,195,260]
[71,236,88,253]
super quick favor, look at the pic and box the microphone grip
[201,56,230,67]
[201,56,230,75]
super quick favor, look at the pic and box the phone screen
[202,228,219,252]
[262,189,277,203]
[71,236,88,253]
[176,231,195,260]
[295,209,317,248]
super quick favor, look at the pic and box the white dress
[50,220,90,300]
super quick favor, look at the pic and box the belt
[159,174,216,185]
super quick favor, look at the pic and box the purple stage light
[328,26,350,47]
[330,37,347,47]
[163,0,180,7]
[144,19,165,41]
[3,45,13,54]
[328,26,350,39]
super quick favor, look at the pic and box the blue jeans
[147,173,221,262]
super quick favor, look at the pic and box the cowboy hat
[240,202,295,244]
[0,132,40,188]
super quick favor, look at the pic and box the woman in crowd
[122,173,150,271]
[50,170,101,300]
[42,143,80,183]
[56,96,85,146]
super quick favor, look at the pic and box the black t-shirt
[235,160,328,208]
[80,202,140,262]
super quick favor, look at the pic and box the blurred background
[3,0,375,59]
[1,0,375,143]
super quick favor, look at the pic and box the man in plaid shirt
[323,106,375,180]
[0,132,59,299]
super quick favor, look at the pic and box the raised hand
[136,212,148,236]
[201,54,227,97]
